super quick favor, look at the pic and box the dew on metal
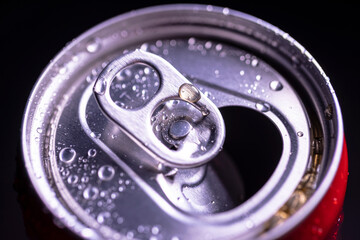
[270,80,283,91]
[59,147,76,163]
[94,79,107,95]
[97,211,110,224]
[98,165,115,181]
[255,102,270,112]
[67,174,79,185]
[90,131,101,139]
[178,83,201,103]
[83,186,99,200]
[87,148,97,158]
[251,59,259,67]
[86,38,101,53]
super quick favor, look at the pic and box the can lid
[21,4,344,240]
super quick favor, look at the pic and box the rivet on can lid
[169,120,192,140]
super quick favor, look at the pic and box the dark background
[1,1,359,239]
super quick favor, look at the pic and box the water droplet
[94,79,107,95]
[270,80,283,91]
[215,44,222,51]
[118,186,125,192]
[204,91,211,98]
[86,38,101,53]
[151,226,160,235]
[132,84,139,92]
[96,211,110,224]
[81,176,89,183]
[90,131,101,139]
[120,30,128,38]
[98,165,115,181]
[205,41,212,49]
[126,231,134,239]
[297,131,304,137]
[117,217,124,224]
[179,83,201,103]
[36,127,43,134]
[59,65,67,74]
[240,70,245,76]
[200,145,207,151]
[251,59,259,67]
[83,186,99,200]
[222,8,230,15]
[111,192,118,199]
[170,39,177,46]
[67,174,78,185]
[155,40,163,47]
[140,43,149,51]
[59,147,76,163]
[188,37,195,45]
[155,124,162,132]
[256,75,262,81]
[255,102,270,112]
[87,149,97,158]
[245,220,254,229]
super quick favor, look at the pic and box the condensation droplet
[59,66,67,74]
[151,226,160,235]
[240,70,245,76]
[94,79,107,95]
[67,174,78,185]
[86,38,101,53]
[96,211,110,224]
[90,131,101,139]
[83,186,99,200]
[126,231,134,239]
[117,217,124,224]
[255,75,262,81]
[88,148,97,158]
[270,80,283,91]
[188,37,195,45]
[59,147,76,163]
[297,131,304,137]
[255,102,270,112]
[222,8,230,15]
[251,59,259,67]
[245,220,254,229]
[98,165,115,181]
[215,44,222,51]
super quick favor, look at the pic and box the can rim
[21,4,345,239]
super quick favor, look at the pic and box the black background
[1,1,359,239]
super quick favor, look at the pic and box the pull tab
[93,50,225,168]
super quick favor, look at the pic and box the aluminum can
[21,4,348,240]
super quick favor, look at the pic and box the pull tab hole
[109,62,160,109]
[213,106,283,204]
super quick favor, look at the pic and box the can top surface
[22,4,344,240]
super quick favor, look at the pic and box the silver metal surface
[21,4,344,240]
[93,50,225,168]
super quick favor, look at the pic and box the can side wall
[282,138,348,240]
